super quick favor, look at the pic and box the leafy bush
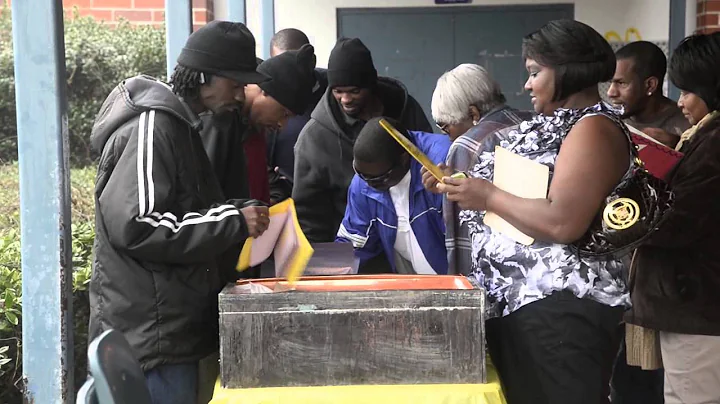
[0,5,166,166]
[0,163,97,403]
[0,228,23,401]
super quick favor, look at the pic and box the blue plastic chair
[76,329,152,404]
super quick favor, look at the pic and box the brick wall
[697,0,720,34]
[61,0,214,29]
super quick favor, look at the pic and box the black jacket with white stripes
[88,75,253,371]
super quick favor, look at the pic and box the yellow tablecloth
[210,365,506,404]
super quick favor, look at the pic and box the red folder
[627,125,684,180]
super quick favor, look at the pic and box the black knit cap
[257,44,317,115]
[327,38,377,89]
[177,21,267,84]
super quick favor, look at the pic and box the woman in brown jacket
[625,32,720,403]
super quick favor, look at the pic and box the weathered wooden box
[218,276,486,388]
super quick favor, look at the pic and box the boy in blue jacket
[336,117,451,274]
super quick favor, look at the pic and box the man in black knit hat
[293,37,432,250]
[265,29,329,204]
[239,44,318,208]
[200,43,317,282]
[246,43,316,130]
[88,21,284,404]
[199,42,317,202]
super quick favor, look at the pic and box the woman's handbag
[571,144,675,259]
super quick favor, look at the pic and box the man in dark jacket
[89,21,272,404]
[293,37,432,244]
[243,44,318,204]
[266,28,329,203]
[201,36,318,202]
[267,29,329,173]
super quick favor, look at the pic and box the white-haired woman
[430,63,530,141]
[423,63,532,274]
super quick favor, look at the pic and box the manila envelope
[484,146,549,245]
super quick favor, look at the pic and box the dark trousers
[486,291,624,404]
[145,363,198,404]
[144,352,219,404]
[610,330,664,404]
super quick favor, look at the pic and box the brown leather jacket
[625,116,720,336]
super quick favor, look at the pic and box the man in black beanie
[199,44,317,284]
[247,44,317,129]
[239,45,318,208]
[200,42,317,201]
[88,21,276,404]
[187,22,264,203]
[292,37,432,250]
[265,28,329,202]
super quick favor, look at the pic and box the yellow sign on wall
[605,27,643,42]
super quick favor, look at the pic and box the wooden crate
[218,286,486,388]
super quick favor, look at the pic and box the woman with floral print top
[438,20,632,404]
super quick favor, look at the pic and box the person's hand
[421,163,452,194]
[240,206,270,238]
[437,176,495,211]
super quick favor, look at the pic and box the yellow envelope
[236,198,314,284]
[484,146,549,245]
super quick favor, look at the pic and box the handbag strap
[586,110,645,176]
[627,249,639,291]
[581,110,639,160]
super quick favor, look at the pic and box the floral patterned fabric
[461,102,632,318]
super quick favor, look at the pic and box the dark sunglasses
[353,161,400,187]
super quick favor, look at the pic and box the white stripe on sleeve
[146,110,156,213]
[137,111,148,216]
[337,223,368,249]
[134,110,240,233]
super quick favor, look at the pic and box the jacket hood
[91,75,199,153]
[310,76,410,142]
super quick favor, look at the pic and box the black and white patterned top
[460,102,632,318]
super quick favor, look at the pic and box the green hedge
[0,4,167,402]
[0,6,166,167]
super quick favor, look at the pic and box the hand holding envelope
[420,163,453,194]
[236,198,314,284]
[438,175,495,211]
[240,205,270,238]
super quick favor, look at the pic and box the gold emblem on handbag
[603,198,640,230]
